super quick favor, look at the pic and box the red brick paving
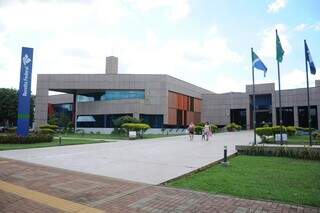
[0,158,319,213]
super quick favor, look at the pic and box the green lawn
[0,133,181,151]
[262,135,320,145]
[167,156,320,207]
[0,138,111,151]
[286,135,320,145]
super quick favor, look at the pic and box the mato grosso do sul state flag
[276,30,284,63]
[304,40,316,75]
[252,50,267,77]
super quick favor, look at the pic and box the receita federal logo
[22,54,31,65]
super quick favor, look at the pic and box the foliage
[39,124,58,131]
[48,114,58,125]
[238,145,320,161]
[272,125,287,135]
[256,127,273,137]
[196,122,205,127]
[113,116,141,128]
[226,123,241,132]
[210,124,218,133]
[312,131,320,140]
[57,113,72,129]
[0,134,53,144]
[0,88,35,127]
[121,123,150,138]
[194,126,203,135]
[39,128,55,135]
[286,126,297,136]
[7,127,17,134]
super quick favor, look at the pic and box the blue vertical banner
[17,47,34,136]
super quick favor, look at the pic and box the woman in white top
[204,122,210,141]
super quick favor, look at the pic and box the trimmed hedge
[121,123,150,133]
[286,126,297,136]
[237,145,320,161]
[39,128,55,135]
[39,124,58,131]
[0,134,53,144]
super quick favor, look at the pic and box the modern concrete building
[202,83,320,129]
[35,56,320,132]
[35,56,213,132]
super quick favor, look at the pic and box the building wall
[202,92,248,127]
[202,82,320,129]
[36,74,213,128]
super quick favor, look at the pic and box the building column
[318,105,320,130]
[294,106,299,127]
[272,107,277,126]
[246,107,250,129]
[34,87,49,129]
[73,90,77,131]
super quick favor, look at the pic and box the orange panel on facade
[168,108,177,125]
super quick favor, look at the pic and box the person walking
[204,122,210,141]
[187,122,195,141]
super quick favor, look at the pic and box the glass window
[101,90,145,101]
[77,95,94,102]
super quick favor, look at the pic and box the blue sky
[0,0,319,94]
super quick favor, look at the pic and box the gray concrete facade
[35,73,212,128]
[202,82,320,129]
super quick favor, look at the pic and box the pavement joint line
[0,180,105,213]
[89,185,151,207]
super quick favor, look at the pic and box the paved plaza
[0,131,255,184]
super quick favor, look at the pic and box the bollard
[221,145,230,167]
[59,136,62,145]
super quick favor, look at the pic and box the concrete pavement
[0,131,255,184]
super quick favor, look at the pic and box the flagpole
[304,39,312,146]
[251,48,256,145]
[276,29,283,145]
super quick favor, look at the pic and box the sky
[0,0,319,94]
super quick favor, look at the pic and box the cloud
[267,0,288,13]
[294,23,320,32]
[0,1,242,94]
[258,24,292,58]
[127,0,190,21]
[282,69,317,89]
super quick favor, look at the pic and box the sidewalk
[0,158,319,213]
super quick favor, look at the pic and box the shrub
[113,116,141,128]
[0,134,53,144]
[256,127,273,137]
[272,126,287,135]
[196,122,205,127]
[39,124,58,130]
[194,126,203,135]
[226,123,241,132]
[39,128,55,135]
[210,124,218,133]
[121,123,150,138]
[7,127,17,133]
[286,126,297,136]
[312,131,320,140]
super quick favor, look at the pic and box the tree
[0,88,35,127]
